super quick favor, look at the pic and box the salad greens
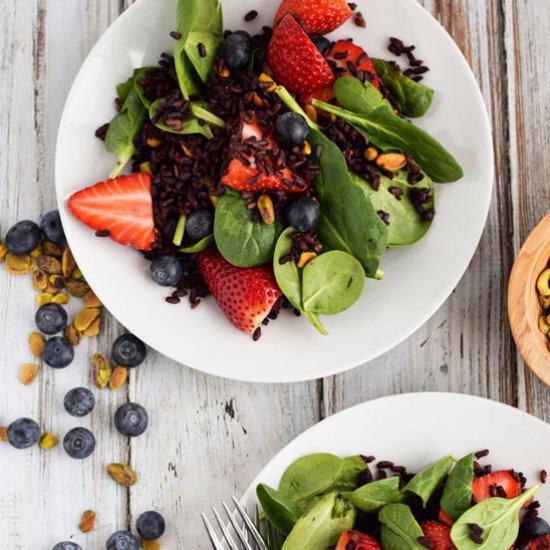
[257,484,302,537]
[351,476,404,513]
[440,453,474,521]
[132,67,156,108]
[179,234,214,254]
[379,504,426,550]
[402,454,454,506]
[149,98,214,138]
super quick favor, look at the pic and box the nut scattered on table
[78,509,97,533]
[537,262,550,350]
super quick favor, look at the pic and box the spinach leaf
[214,191,282,268]
[133,66,156,108]
[351,171,434,247]
[105,87,148,179]
[352,476,404,513]
[440,453,474,522]
[302,251,365,315]
[450,484,540,549]
[313,87,464,183]
[116,75,134,103]
[257,484,302,537]
[179,234,213,254]
[307,129,388,278]
[333,75,391,114]
[330,456,369,492]
[282,492,355,550]
[273,228,327,335]
[403,455,454,507]
[190,103,225,128]
[174,0,223,97]
[279,454,345,503]
[149,98,214,139]
[379,503,426,550]
[371,59,434,118]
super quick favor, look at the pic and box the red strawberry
[529,535,550,549]
[68,172,155,251]
[335,530,382,550]
[472,471,522,503]
[421,521,457,550]
[197,248,282,334]
[300,85,336,107]
[274,0,352,35]
[267,14,335,94]
[327,40,380,89]
[438,508,454,527]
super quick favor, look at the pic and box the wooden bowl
[508,212,550,384]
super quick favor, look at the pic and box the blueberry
[520,516,550,539]
[35,303,68,335]
[43,337,74,368]
[111,334,147,368]
[312,36,331,54]
[5,220,42,256]
[286,197,321,232]
[105,531,140,550]
[52,543,82,550]
[41,210,66,244]
[64,387,96,417]
[136,511,166,540]
[63,427,95,459]
[220,33,251,70]
[275,113,310,148]
[7,418,40,449]
[186,209,214,241]
[114,403,148,437]
[150,256,182,287]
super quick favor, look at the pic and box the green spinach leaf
[257,484,302,537]
[403,455,454,507]
[133,66,156,108]
[116,75,134,103]
[149,98,214,139]
[302,251,365,315]
[333,75,391,114]
[440,453,474,522]
[379,503,426,550]
[330,456,369,492]
[450,484,540,549]
[371,59,434,118]
[214,191,282,267]
[352,476,404,513]
[190,103,225,128]
[179,234,214,254]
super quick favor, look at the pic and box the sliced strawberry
[274,0,352,34]
[300,85,336,107]
[529,535,550,549]
[327,40,380,89]
[421,521,457,550]
[438,508,454,527]
[472,471,522,503]
[335,530,382,550]
[267,14,335,94]
[68,172,155,251]
[197,248,282,334]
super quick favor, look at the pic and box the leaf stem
[275,86,321,131]
[172,214,187,246]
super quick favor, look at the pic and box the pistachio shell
[29,332,45,358]
[92,353,111,389]
[39,433,58,449]
[79,510,97,533]
[0,242,7,262]
[49,274,66,290]
[107,463,138,486]
[83,317,101,337]
[6,253,32,270]
[20,363,39,385]
[62,248,76,278]
[0,427,7,442]
[83,290,102,308]
[5,262,36,275]
[38,255,62,275]
[66,280,90,297]
[75,308,101,332]
[32,270,48,291]
[64,324,82,346]
[42,240,63,258]
[51,292,69,305]
[36,292,54,306]
[109,367,128,390]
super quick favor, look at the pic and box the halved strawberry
[327,40,380,89]
[438,508,454,527]
[421,521,457,550]
[68,172,155,251]
[529,535,550,549]
[335,530,382,550]
[274,0,352,34]
[197,248,282,334]
[267,14,335,94]
[472,471,522,503]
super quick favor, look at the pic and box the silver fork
[202,496,269,550]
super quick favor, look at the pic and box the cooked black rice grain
[245,10,258,21]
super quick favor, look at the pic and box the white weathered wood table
[1,0,549,547]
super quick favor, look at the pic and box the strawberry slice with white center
[68,172,155,251]
[197,247,282,334]
[274,0,353,35]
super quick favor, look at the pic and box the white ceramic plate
[242,393,550,513]
[56,0,493,383]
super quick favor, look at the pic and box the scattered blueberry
[150,256,182,287]
[40,210,66,244]
[286,197,321,232]
[220,33,251,70]
[5,220,42,256]
[64,387,96,417]
[275,112,310,148]
[136,511,166,540]
[106,531,140,550]
[35,303,68,335]
[114,403,149,437]
[185,210,214,241]
[63,427,96,459]
[312,36,331,54]
[7,418,40,449]
[52,543,82,550]
[520,516,550,539]
[111,334,147,368]
[43,337,74,368]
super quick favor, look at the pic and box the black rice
[244,9,258,22]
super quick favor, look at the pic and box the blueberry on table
[520,516,550,539]
[5,220,41,256]
[275,112,309,148]
[286,197,321,232]
[43,337,74,368]
[106,531,140,550]
[64,387,95,417]
[136,511,166,540]
[186,209,214,241]
[114,403,149,437]
[111,333,147,368]
[149,256,182,287]
[7,418,40,449]
[35,303,68,335]
[63,427,95,459]
[220,33,251,70]
[52,543,82,550]
[40,210,66,244]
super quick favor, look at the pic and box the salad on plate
[67,0,464,339]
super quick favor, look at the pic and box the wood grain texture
[0,0,547,547]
